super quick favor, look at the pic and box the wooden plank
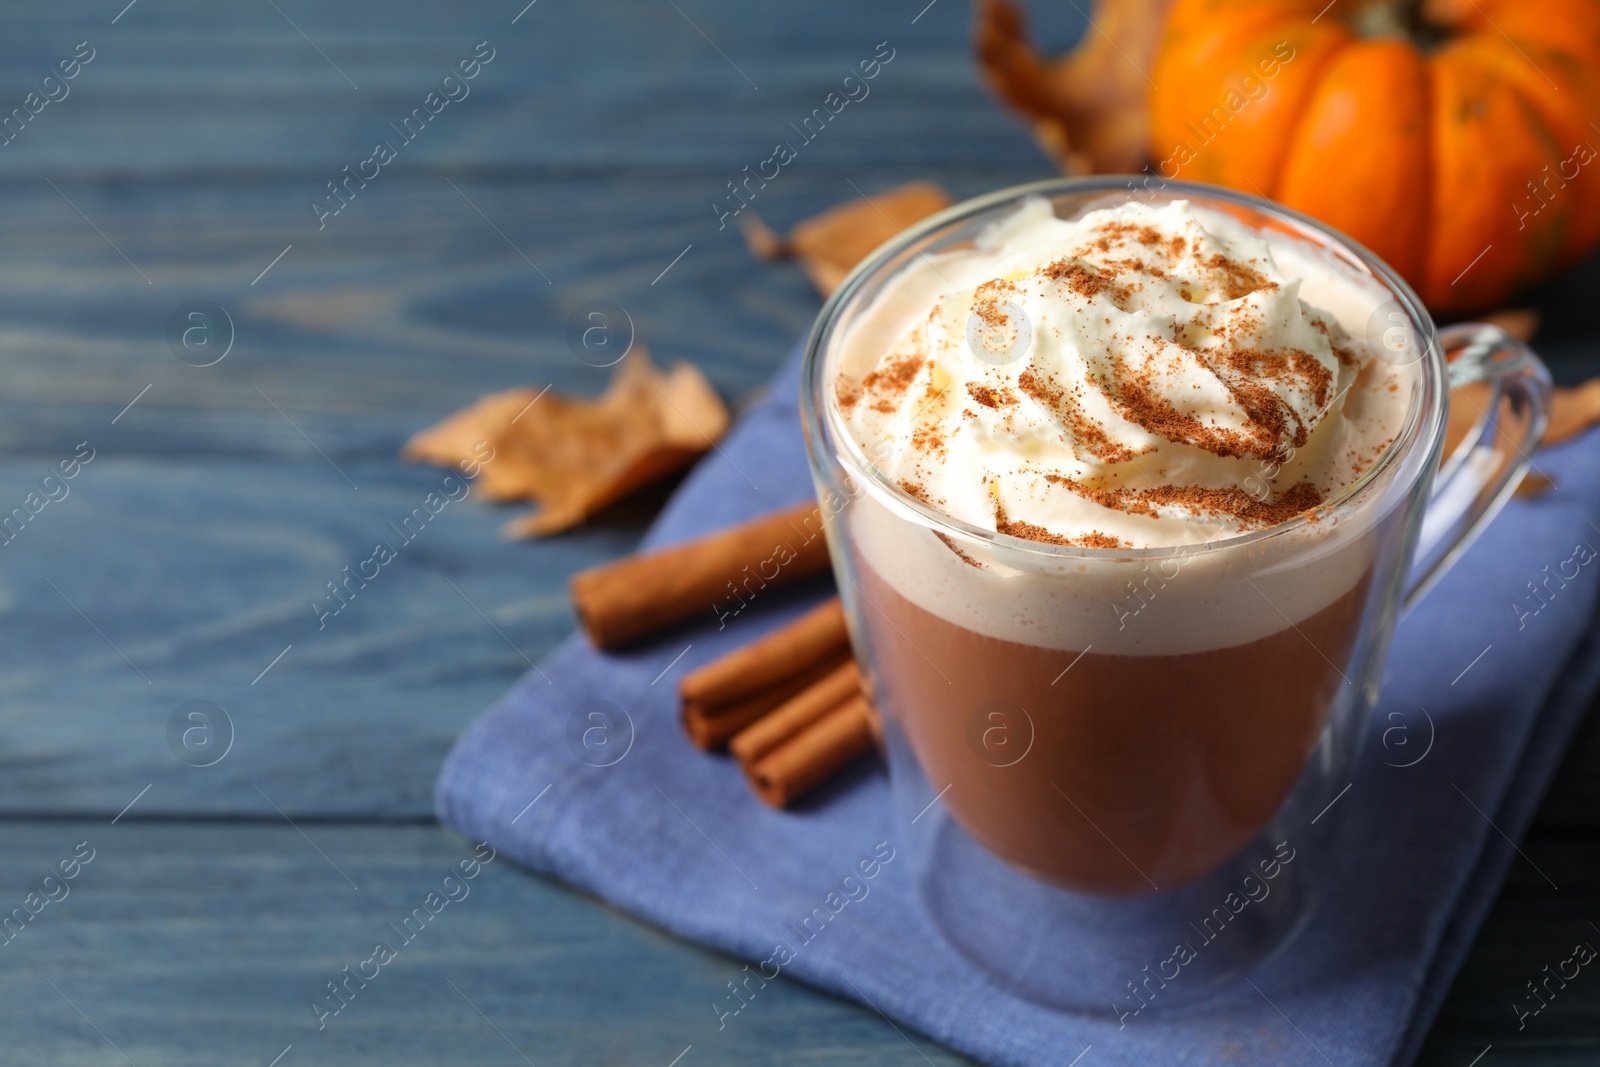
[0,455,618,818]
[0,820,1591,1065]
[0,166,1050,459]
[1532,703,1600,835]
[0,0,1065,176]
[0,0,1589,1062]
[1417,834,1600,1065]
[0,164,1054,817]
[0,821,970,1065]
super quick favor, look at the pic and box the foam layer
[825,197,1420,654]
[835,199,1402,549]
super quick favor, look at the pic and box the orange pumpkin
[1149,0,1600,312]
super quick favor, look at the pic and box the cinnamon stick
[729,660,860,765]
[683,650,848,750]
[570,502,831,649]
[747,694,877,809]
[681,598,847,714]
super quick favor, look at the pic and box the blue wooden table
[0,1,1595,1063]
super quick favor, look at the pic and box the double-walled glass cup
[799,178,1550,1013]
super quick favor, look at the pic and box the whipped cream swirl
[835,198,1392,549]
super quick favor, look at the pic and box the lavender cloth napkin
[436,347,1600,1067]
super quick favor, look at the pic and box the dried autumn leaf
[1479,307,1541,343]
[1469,311,1600,448]
[402,346,730,538]
[737,213,788,261]
[1443,381,1559,494]
[741,181,954,297]
[401,388,541,470]
[1547,378,1600,446]
[1419,379,1560,496]
[974,0,1173,175]
[1446,371,1600,466]
[1516,472,1555,499]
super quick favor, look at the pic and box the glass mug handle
[1404,323,1553,610]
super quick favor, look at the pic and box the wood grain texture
[0,0,1049,176]
[1415,834,1600,1065]
[0,822,970,1065]
[0,0,1590,1063]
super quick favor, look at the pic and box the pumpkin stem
[1352,0,1425,39]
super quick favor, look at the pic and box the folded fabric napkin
[437,347,1600,1067]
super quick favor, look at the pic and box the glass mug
[799,178,1550,1012]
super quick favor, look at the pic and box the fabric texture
[437,348,1600,1067]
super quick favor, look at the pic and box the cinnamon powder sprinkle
[1203,253,1274,300]
[1102,255,1166,280]
[861,350,926,405]
[835,377,863,409]
[1101,339,1335,460]
[993,504,1131,548]
[1029,233,1328,461]
[934,531,986,569]
[972,279,1020,319]
[847,211,1356,548]
[965,381,1018,409]
[1212,347,1334,450]
[1077,530,1126,549]
[1217,347,1333,403]
[1105,368,1271,460]
[1044,472,1325,528]
[1018,367,1140,464]
[969,280,1026,357]
[1223,378,1301,450]
[911,423,945,454]
[1078,221,1188,263]
[1307,319,1361,370]
[997,518,1075,546]
[1041,473,1157,518]
[1041,259,1132,308]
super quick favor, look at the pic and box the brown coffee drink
[825,196,1411,895]
[854,555,1373,894]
